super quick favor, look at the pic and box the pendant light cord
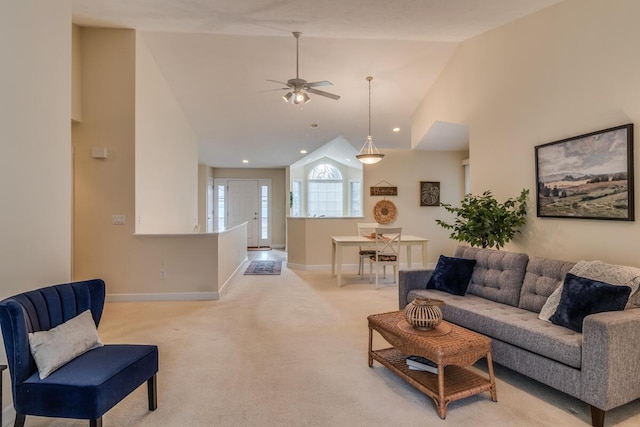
[367,76,373,137]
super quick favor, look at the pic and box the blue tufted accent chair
[0,279,158,427]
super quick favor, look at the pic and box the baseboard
[217,257,247,297]
[105,257,248,303]
[286,263,334,271]
[106,292,220,302]
[271,243,286,249]
[286,263,436,271]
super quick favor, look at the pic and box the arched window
[307,163,343,217]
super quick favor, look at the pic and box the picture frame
[420,181,440,206]
[535,124,634,220]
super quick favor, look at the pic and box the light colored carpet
[24,251,640,426]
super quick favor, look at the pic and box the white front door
[228,180,259,247]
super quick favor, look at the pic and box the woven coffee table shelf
[368,311,497,419]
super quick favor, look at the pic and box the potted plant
[435,189,529,249]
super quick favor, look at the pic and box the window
[350,181,361,216]
[292,180,301,217]
[307,163,343,217]
[463,159,470,195]
[261,185,269,240]
[217,184,225,230]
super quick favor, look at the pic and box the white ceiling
[72,0,562,168]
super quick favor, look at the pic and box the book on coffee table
[406,355,440,374]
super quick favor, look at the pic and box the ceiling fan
[266,32,340,104]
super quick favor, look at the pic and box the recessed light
[393,127,400,132]
[242,159,249,164]
[300,150,307,154]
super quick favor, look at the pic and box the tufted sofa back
[454,246,529,307]
[0,279,106,388]
[518,256,575,313]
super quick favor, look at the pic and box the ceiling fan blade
[257,87,289,93]
[306,87,341,100]
[306,80,333,88]
[266,79,292,87]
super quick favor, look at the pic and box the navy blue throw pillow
[549,273,631,333]
[426,255,476,296]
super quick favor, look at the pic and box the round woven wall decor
[373,199,397,224]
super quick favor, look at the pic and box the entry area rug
[244,260,282,275]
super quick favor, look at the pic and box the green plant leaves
[435,189,529,249]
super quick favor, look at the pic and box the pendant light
[356,76,385,164]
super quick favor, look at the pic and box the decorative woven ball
[404,297,445,331]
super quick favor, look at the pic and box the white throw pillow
[28,309,103,379]
[538,283,564,322]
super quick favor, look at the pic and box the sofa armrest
[581,308,640,410]
[398,269,434,309]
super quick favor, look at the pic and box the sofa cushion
[407,288,583,368]
[454,246,529,307]
[549,273,631,332]
[426,255,476,295]
[518,256,575,313]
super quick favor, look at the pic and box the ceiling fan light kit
[283,90,310,105]
[268,32,340,104]
[356,76,385,164]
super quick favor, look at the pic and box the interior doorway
[214,178,271,248]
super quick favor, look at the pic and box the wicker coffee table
[367,311,497,419]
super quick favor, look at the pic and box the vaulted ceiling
[72,0,562,168]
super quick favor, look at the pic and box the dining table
[331,235,429,287]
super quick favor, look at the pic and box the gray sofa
[399,246,640,427]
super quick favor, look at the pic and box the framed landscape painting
[535,124,634,220]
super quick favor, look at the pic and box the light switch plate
[112,215,126,225]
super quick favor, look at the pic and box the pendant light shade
[356,76,384,164]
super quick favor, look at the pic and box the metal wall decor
[420,181,440,206]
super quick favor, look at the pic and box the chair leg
[14,413,26,427]
[90,418,103,427]
[148,374,158,411]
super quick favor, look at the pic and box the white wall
[135,34,199,234]
[0,1,72,294]
[0,0,72,415]
[413,0,640,266]
[362,149,467,262]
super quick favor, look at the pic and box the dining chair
[356,222,378,276]
[369,227,402,289]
